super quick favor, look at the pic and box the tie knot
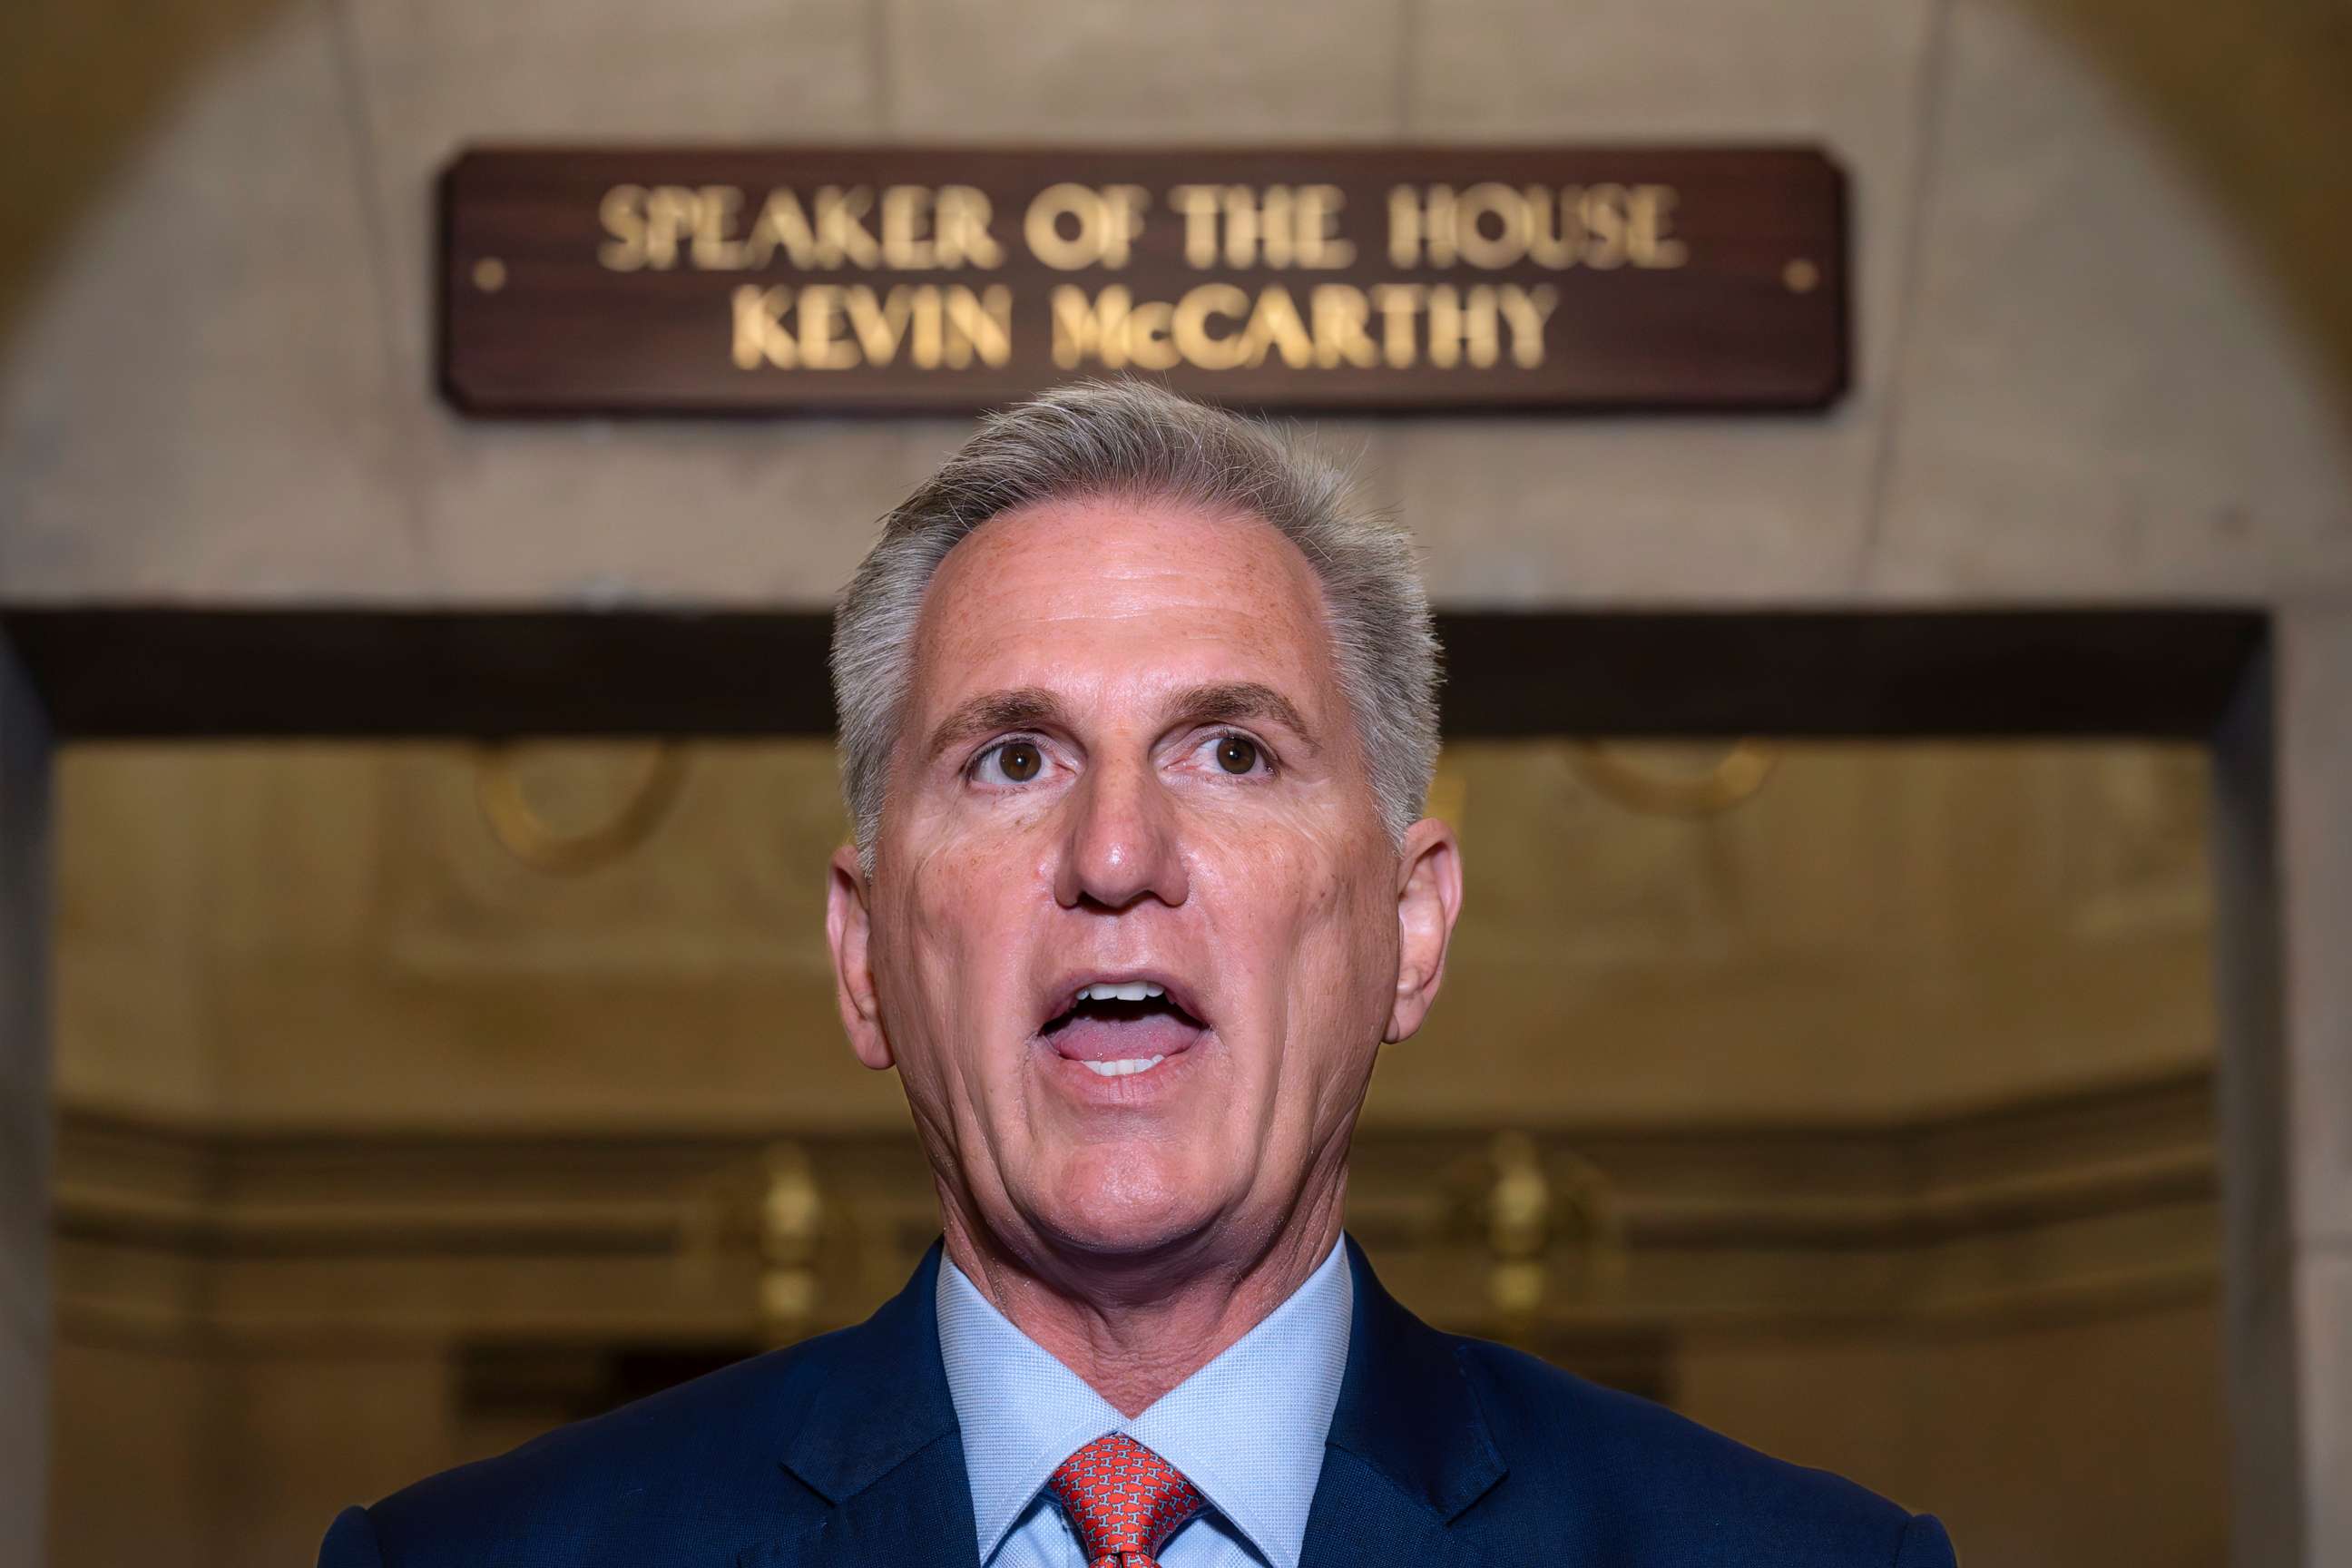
[1045,1433,1206,1568]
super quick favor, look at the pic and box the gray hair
[830,379,1441,877]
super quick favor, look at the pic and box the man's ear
[826,844,895,1071]
[1386,815,1465,1044]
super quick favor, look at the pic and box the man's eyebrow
[1164,682,1319,751]
[923,688,1067,762]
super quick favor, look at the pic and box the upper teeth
[1076,981,1165,1003]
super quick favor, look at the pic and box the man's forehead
[906,495,1338,717]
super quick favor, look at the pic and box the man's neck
[941,1187,1347,1417]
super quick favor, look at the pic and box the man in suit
[321,381,1956,1567]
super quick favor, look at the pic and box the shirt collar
[936,1238,1353,1568]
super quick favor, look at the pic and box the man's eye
[1211,735,1263,776]
[977,740,1044,784]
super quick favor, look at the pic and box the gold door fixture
[1568,740,1779,818]
[475,741,690,874]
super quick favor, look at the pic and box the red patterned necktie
[1045,1432,1208,1568]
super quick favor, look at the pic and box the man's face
[827,495,1459,1273]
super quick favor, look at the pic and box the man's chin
[1020,1159,1237,1266]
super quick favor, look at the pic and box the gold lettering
[795,284,859,368]
[1240,285,1316,369]
[1052,288,1183,370]
[1168,185,1354,270]
[733,283,1001,370]
[692,185,747,270]
[736,187,891,270]
[1369,283,1425,368]
[910,287,945,368]
[865,185,1008,270]
[1427,187,1457,267]
[1171,283,1251,370]
[731,284,796,368]
[1308,285,1379,368]
[1525,185,1583,269]
[1579,184,1631,270]
[598,184,650,271]
[1123,299,1180,370]
[1051,285,1135,369]
[814,187,881,269]
[878,187,936,270]
[746,190,818,270]
[1061,285,1367,372]
[933,185,1005,269]
[844,286,917,364]
[1426,285,1502,369]
[944,285,1014,368]
[1387,186,1456,268]
[1387,186,1418,268]
[1455,182,1529,270]
[1168,185,1224,269]
[1294,185,1355,269]
[1387,181,1685,270]
[1029,185,1102,270]
[1025,184,1150,270]
[644,184,703,270]
[1496,283,1558,368]
[1250,187,1285,268]
[1106,185,1152,266]
[1629,184,1688,268]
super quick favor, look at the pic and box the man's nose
[1053,755,1191,911]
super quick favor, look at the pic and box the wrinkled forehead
[904,494,1348,737]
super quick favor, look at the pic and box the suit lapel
[1299,1448,1487,1568]
[740,1242,981,1568]
[1299,1240,1504,1568]
[752,1426,980,1568]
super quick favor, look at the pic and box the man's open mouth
[1040,978,1209,1077]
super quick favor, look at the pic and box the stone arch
[2,0,2347,606]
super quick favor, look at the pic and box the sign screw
[1781,258,1820,295]
[472,257,508,294]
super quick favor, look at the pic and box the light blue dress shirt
[935,1239,1353,1568]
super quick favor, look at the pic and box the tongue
[1050,1011,1203,1063]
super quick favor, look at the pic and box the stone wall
[1,0,2348,611]
[4,0,2350,1564]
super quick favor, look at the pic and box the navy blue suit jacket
[320,1240,1955,1567]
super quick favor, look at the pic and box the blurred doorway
[15,607,2263,1568]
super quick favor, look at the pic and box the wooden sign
[439,146,1847,415]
